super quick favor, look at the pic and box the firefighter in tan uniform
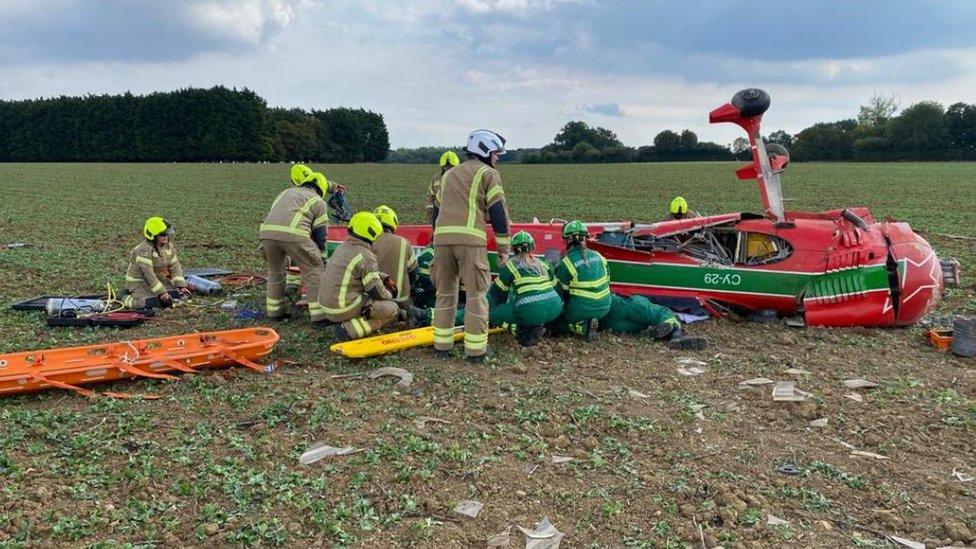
[259,165,340,322]
[372,205,429,320]
[122,217,190,309]
[426,151,459,226]
[319,212,409,341]
[432,130,512,362]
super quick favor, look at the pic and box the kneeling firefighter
[487,231,563,346]
[600,294,707,350]
[372,205,429,323]
[121,217,190,309]
[259,165,341,322]
[553,220,611,340]
[319,212,424,341]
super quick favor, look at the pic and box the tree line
[389,95,976,164]
[0,86,389,162]
[783,95,976,161]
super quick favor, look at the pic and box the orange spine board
[0,327,280,397]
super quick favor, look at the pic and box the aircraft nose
[884,225,943,325]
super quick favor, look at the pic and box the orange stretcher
[0,327,280,398]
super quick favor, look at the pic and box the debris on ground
[739,377,775,387]
[413,416,450,429]
[785,367,812,375]
[777,463,802,476]
[952,469,974,483]
[689,403,706,420]
[523,463,539,476]
[851,450,888,460]
[299,443,359,465]
[887,535,925,549]
[551,456,574,464]
[844,392,864,402]
[3,242,31,249]
[809,417,829,428]
[772,381,810,402]
[677,366,706,377]
[518,517,564,549]
[453,500,484,518]
[676,357,708,366]
[766,514,790,526]
[367,367,414,389]
[843,378,879,389]
[487,526,512,547]
[628,388,651,399]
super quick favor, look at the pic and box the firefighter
[412,245,436,308]
[259,165,339,322]
[426,150,460,226]
[599,294,707,350]
[121,217,190,309]
[667,196,701,220]
[431,130,512,362]
[372,205,428,322]
[319,212,421,341]
[487,231,562,346]
[553,220,611,340]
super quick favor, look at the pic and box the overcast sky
[2,0,975,148]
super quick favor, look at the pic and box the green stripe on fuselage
[327,240,890,300]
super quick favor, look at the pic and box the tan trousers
[340,300,400,339]
[260,238,325,322]
[431,245,490,357]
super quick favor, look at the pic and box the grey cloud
[584,103,624,116]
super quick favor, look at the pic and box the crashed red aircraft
[334,89,946,327]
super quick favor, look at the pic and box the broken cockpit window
[596,225,792,267]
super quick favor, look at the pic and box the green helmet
[511,231,535,253]
[562,220,587,239]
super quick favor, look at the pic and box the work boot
[665,326,707,350]
[311,319,333,331]
[584,318,599,342]
[432,348,452,359]
[466,353,486,364]
[405,306,431,328]
[516,325,546,347]
[648,321,675,340]
[332,324,352,342]
[666,336,708,351]
[268,312,292,322]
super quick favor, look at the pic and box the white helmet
[466,129,507,158]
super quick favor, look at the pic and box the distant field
[0,162,974,547]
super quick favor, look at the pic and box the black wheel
[732,88,771,117]
[951,316,976,357]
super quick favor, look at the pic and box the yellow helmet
[348,211,383,243]
[439,150,460,168]
[290,164,313,186]
[373,205,398,231]
[669,196,689,216]
[302,172,330,196]
[143,216,171,240]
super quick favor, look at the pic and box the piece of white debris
[677,357,708,366]
[785,368,812,375]
[844,393,864,402]
[740,377,775,387]
[772,381,807,402]
[523,463,539,476]
[367,367,413,389]
[843,379,879,389]
[952,469,974,483]
[766,514,790,526]
[487,526,512,547]
[299,444,358,465]
[628,389,651,399]
[851,450,888,460]
[551,456,575,464]
[677,366,706,377]
[518,517,564,549]
[453,500,484,518]
[690,404,706,421]
[887,535,925,549]
[809,417,829,428]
